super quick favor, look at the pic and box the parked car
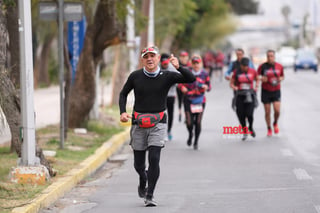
[277,46,296,68]
[294,49,318,72]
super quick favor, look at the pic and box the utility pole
[138,0,149,68]
[58,0,65,149]
[18,0,37,166]
[127,0,136,72]
[148,0,154,46]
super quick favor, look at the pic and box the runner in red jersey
[257,50,284,137]
[230,57,259,140]
[178,55,211,149]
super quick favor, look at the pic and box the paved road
[42,69,320,213]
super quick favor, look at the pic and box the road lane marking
[281,149,294,157]
[293,168,313,180]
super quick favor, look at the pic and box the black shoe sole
[145,202,157,207]
[145,199,157,207]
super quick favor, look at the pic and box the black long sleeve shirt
[119,66,195,114]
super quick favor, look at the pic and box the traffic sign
[39,1,84,21]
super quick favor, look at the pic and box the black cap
[161,53,170,62]
[240,57,249,66]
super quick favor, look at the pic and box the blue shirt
[224,60,255,77]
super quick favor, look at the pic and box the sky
[227,0,320,51]
[257,0,315,23]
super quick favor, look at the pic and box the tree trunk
[160,34,175,54]
[0,66,22,156]
[138,0,150,69]
[1,2,20,155]
[37,35,54,87]
[68,25,96,128]
[6,0,20,88]
[68,0,126,128]
[0,4,55,177]
[64,37,72,138]
[110,44,128,106]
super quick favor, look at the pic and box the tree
[0,2,21,156]
[226,0,259,15]
[154,0,197,53]
[6,0,20,88]
[31,0,58,88]
[0,0,55,176]
[68,0,127,127]
[281,5,291,42]
[173,0,236,51]
[191,0,235,49]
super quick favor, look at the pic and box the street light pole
[148,0,154,46]
[58,0,65,149]
[127,0,136,72]
[18,0,37,165]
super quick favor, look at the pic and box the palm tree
[281,5,291,42]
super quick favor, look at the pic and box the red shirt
[258,62,284,91]
[232,68,257,90]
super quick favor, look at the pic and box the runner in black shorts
[261,90,281,103]
[258,50,284,137]
[119,46,195,207]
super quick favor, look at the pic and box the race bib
[241,83,251,90]
[270,78,279,86]
[190,104,203,113]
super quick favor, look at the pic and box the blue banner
[68,16,86,84]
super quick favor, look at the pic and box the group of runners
[118,45,284,207]
[226,48,284,140]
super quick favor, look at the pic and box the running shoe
[193,144,198,150]
[168,132,173,141]
[242,133,248,141]
[273,124,279,134]
[138,186,146,198]
[145,196,157,207]
[249,128,256,138]
[267,129,272,137]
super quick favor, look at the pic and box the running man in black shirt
[119,46,195,207]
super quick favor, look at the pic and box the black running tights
[166,96,175,132]
[133,146,162,197]
[184,101,205,145]
[236,95,254,130]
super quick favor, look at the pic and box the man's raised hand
[169,54,179,69]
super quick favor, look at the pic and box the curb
[12,128,130,213]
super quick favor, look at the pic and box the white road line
[293,168,313,180]
[314,205,320,213]
[281,149,294,157]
